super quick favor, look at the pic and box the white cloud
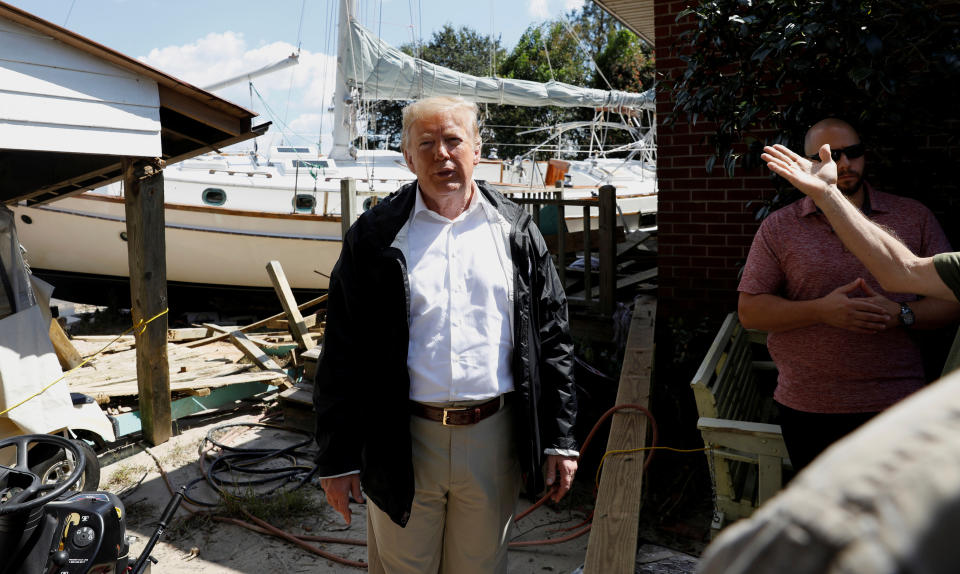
[564,0,584,12]
[528,0,549,20]
[140,33,339,154]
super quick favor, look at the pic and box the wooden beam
[227,331,292,387]
[598,185,616,316]
[265,314,318,331]
[265,260,314,349]
[158,85,248,137]
[123,159,171,446]
[48,319,82,370]
[584,295,656,573]
[184,294,327,348]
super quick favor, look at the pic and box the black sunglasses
[807,143,865,162]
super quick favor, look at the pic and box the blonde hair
[400,97,481,151]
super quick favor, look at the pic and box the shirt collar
[800,181,883,217]
[412,181,485,224]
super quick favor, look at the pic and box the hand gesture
[544,454,578,503]
[857,280,899,328]
[761,144,838,201]
[819,278,890,333]
[320,474,364,525]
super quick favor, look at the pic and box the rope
[0,308,168,416]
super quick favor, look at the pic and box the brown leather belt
[410,395,508,426]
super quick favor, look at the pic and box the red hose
[508,402,657,547]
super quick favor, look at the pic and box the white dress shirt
[397,184,515,403]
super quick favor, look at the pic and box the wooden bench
[690,312,789,535]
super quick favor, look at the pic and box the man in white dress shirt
[313,96,579,573]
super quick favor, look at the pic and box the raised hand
[761,144,838,201]
[818,278,891,333]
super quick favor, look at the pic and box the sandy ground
[95,406,598,574]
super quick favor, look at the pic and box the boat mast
[331,0,358,160]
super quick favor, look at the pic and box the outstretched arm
[761,144,956,302]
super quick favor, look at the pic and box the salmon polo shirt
[738,184,952,413]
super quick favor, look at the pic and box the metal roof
[0,1,267,206]
[592,0,655,46]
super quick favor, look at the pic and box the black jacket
[313,180,577,526]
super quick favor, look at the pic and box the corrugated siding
[593,0,655,46]
[0,17,161,157]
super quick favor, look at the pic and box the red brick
[674,245,707,256]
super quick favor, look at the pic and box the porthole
[20,214,32,224]
[119,231,128,242]
[293,194,316,212]
[202,188,227,206]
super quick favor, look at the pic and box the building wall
[0,17,161,157]
[653,0,774,316]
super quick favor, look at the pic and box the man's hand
[544,455,578,503]
[320,474,364,525]
[761,144,838,201]
[818,278,891,333]
[857,281,900,329]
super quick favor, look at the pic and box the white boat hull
[13,195,341,292]
[11,148,656,306]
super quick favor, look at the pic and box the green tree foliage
[670,0,960,191]
[490,10,655,161]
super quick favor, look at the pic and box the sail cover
[342,19,655,111]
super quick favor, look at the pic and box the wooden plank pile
[61,261,326,423]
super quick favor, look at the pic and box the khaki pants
[366,401,521,574]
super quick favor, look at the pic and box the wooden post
[598,185,616,316]
[583,296,656,573]
[122,158,171,446]
[341,177,357,239]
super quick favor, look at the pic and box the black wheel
[29,439,100,492]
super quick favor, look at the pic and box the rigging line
[407,0,418,58]
[295,0,307,53]
[319,0,338,153]
[62,0,77,26]
[540,23,555,81]
[376,0,384,100]
[558,15,613,91]
[250,83,315,149]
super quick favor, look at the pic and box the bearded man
[737,117,960,471]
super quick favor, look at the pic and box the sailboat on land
[11,2,657,308]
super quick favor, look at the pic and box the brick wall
[654,0,774,316]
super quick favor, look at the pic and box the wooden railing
[509,185,617,316]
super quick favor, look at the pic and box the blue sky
[8,0,585,153]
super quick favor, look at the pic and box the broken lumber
[266,260,314,349]
[184,294,327,348]
[228,331,292,388]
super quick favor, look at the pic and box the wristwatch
[898,302,915,327]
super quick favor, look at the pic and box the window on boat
[202,188,227,206]
[293,194,316,212]
[293,160,329,169]
[278,147,311,154]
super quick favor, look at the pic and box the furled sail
[341,19,655,112]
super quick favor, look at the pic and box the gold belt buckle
[441,406,463,426]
